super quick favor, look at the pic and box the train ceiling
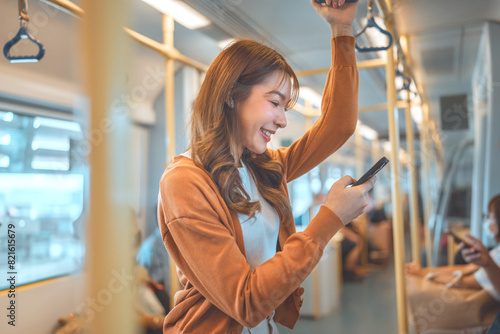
[0,0,499,151]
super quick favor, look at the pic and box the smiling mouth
[261,129,272,137]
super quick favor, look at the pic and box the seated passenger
[136,227,171,290]
[405,194,500,301]
[366,197,393,263]
[340,221,367,280]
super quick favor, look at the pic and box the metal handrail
[429,138,473,267]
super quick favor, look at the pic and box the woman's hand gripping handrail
[3,0,46,63]
[355,0,392,52]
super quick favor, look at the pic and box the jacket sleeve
[272,36,359,182]
[159,165,344,328]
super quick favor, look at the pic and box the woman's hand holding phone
[460,234,493,267]
[324,175,376,225]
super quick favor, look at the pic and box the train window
[324,164,342,192]
[291,173,313,221]
[0,110,86,289]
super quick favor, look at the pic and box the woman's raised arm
[272,0,359,182]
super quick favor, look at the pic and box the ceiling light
[143,0,211,30]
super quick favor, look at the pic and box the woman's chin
[248,146,267,155]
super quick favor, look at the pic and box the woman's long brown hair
[189,39,299,224]
[488,194,500,231]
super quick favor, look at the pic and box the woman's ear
[226,87,235,109]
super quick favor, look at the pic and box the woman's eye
[270,101,279,107]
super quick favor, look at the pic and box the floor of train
[277,258,399,333]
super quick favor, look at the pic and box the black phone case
[447,230,474,247]
[353,157,389,186]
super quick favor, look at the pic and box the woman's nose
[275,110,287,128]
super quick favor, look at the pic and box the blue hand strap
[3,0,45,63]
[355,0,393,52]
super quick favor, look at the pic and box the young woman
[157,1,374,332]
[406,194,500,301]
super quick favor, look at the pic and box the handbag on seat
[406,275,500,334]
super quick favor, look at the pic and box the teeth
[262,129,271,137]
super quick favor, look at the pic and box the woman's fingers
[324,174,376,224]
[463,251,481,263]
[461,247,477,257]
[312,0,359,27]
[465,234,479,243]
[359,176,377,193]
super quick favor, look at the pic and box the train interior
[0,0,499,333]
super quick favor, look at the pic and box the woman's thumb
[337,175,355,188]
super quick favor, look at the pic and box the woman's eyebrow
[265,90,289,103]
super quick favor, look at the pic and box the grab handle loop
[355,0,393,52]
[396,69,411,92]
[3,0,45,63]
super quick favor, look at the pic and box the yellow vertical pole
[82,0,136,333]
[421,103,433,267]
[304,103,321,318]
[385,0,408,330]
[164,15,176,161]
[406,95,421,265]
[164,14,180,309]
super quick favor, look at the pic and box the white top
[474,245,500,301]
[180,152,279,333]
[237,162,280,334]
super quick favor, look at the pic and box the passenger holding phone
[405,194,500,301]
[156,1,375,333]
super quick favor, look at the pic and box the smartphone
[315,0,359,3]
[447,229,474,247]
[352,157,389,186]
